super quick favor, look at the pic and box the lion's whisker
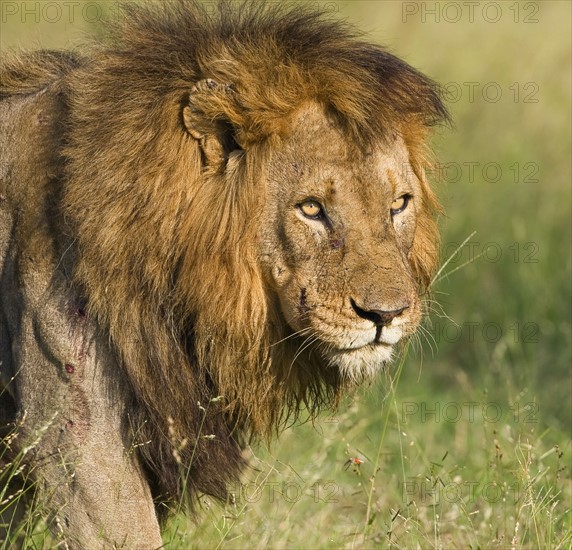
[290,335,320,369]
[270,327,313,347]
[414,324,437,356]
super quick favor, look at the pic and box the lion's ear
[183,79,243,169]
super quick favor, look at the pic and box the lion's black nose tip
[350,298,408,327]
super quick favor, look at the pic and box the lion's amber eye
[390,194,410,216]
[299,200,323,219]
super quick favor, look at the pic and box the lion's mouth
[292,316,411,379]
[373,325,403,346]
[321,340,395,380]
[318,323,405,352]
[336,340,392,353]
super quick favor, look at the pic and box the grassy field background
[1,1,571,548]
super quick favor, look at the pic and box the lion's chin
[324,343,393,382]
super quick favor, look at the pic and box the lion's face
[259,104,423,380]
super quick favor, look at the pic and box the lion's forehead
[277,103,415,199]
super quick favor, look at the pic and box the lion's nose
[350,298,408,327]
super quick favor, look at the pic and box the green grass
[1,1,570,548]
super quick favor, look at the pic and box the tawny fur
[0,0,449,512]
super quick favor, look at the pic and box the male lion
[0,1,449,547]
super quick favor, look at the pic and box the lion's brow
[386,169,399,196]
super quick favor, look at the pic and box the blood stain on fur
[330,238,344,249]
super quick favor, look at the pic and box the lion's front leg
[7,256,163,549]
